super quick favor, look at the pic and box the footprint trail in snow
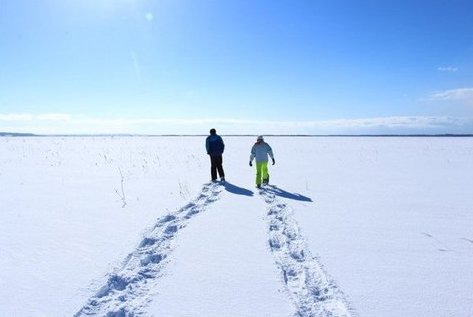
[76,181,356,317]
[259,185,356,317]
[75,182,223,317]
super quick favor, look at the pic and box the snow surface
[1,136,472,316]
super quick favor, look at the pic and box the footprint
[159,214,176,223]
[164,225,178,235]
[269,236,283,250]
[139,237,157,248]
[140,254,164,266]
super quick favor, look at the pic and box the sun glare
[145,12,154,21]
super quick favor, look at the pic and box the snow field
[1,136,472,316]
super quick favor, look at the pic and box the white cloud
[36,113,73,121]
[0,113,73,121]
[429,88,473,101]
[437,66,458,72]
[0,113,33,121]
[1,113,472,135]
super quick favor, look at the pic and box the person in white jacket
[249,135,275,188]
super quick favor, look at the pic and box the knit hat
[257,135,264,141]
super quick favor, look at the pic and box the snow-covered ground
[1,136,472,317]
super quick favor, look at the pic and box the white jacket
[250,142,274,163]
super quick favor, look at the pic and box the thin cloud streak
[437,66,458,72]
[428,88,473,102]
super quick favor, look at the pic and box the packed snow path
[260,185,355,317]
[75,183,223,317]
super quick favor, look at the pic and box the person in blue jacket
[206,128,225,182]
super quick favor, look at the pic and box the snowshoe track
[75,182,223,317]
[260,185,356,317]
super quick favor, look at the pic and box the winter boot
[262,176,269,185]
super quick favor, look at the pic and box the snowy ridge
[75,182,223,317]
[260,185,356,317]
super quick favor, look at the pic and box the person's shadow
[223,182,254,197]
[264,185,313,202]
[223,182,312,202]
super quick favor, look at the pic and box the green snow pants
[255,161,269,185]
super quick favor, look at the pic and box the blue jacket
[206,134,225,155]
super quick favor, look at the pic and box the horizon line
[2,132,473,138]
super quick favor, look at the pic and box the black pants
[210,154,225,180]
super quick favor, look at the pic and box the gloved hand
[249,161,253,167]
[272,158,275,165]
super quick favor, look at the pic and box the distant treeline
[0,132,37,137]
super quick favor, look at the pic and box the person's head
[256,135,264,143]
[210,128,216,135]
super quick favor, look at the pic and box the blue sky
[1,0,473,134]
